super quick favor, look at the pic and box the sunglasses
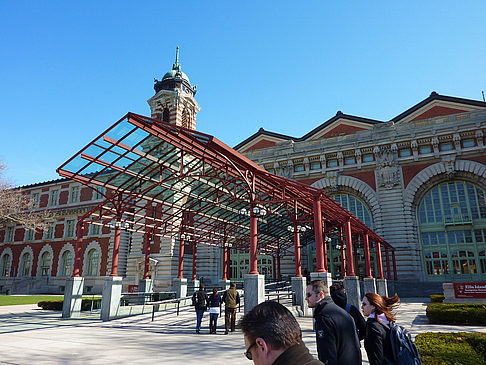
[244,342,256,360]
[306,292,316,298]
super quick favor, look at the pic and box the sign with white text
[453,282,486,298]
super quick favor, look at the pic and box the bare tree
[0,163,53,231]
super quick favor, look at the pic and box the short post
[344,276,361,310]
[363,277,377,295]
[244,273,264,313]
[376,278,388,297]
[291,276,310,316]
[101,276,123,321]
[138,278,153,304]
[310,271,332,288]
[219,279,230,291]
[172,277,188,298]
[62,277,85,318]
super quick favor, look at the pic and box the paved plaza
[1,298,485,364]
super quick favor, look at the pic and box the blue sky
[1,1,485,187]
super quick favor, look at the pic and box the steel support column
[272,256,277,281]
[110,221,121,277]
[340,227,346,276]
[344,219,355,276]
[192,241,197,281]
[375,241,384,279]
[392,250,398,280]
[222,247,228,280]
[294,224,302,277]
[72,220,84,277]
[249,207,258,275]
[143,232,151,279]
[277,249,281,281]
[363,232,372,278]
[177,237,185,279]
[227,248,231,280]
[385,246,391,280]
[313,197,325,272]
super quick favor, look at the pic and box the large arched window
[60,251,73,277]
[1,254,11,277]
[332,194,374,229]
[86,249,99,276]
[40,252,51,276]
[20,253,32,277]
[418,181,486,281]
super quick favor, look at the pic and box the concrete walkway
[0,298,485,364]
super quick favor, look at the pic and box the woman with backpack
[361,292,400,365]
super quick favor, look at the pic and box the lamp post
[240,205,267,275]
[287,224,307,277]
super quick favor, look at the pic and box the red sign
[128,285,139,293]
[454,282,486,298]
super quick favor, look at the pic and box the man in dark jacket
[222,282,240,334]
[192,283,209,334]
[306,280,361,365]
[239,300,323,365]
[330,281,366,340]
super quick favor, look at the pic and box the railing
[120,291,176,306]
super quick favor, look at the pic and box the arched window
[20,253,32,277]
[40,251,51,276]
[86,249,99,276]
[332,194,374,229]
[60,251,73,277]
[1,254,11,277]
[418,181,486,280]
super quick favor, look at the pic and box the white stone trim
[36,244,54,277]
[57,243,75,277]
[18,246,34,277]
[0,247,13,277]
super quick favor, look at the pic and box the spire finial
[173,46,181,71]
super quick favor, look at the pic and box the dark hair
[200,284,205,290]
[212,288,218,294]
[238,301,302,350]
[364,292,400,322]
[230,282,236,288]
[330,281,345,292]
[308,280,329,296]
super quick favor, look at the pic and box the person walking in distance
[305,280,361,365]
[239,300,323,365]
[192,283,209,334]
[208,287,223,334]
[222,282,240,334]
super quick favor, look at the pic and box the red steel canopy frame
[57,113,395,278]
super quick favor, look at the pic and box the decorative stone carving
[320,155,326,173]
[453,133,461,155]
[355,149,362,169]
[375,146,400,189]
[442,155,456,177]
[411,140,418,161]
[337,152,344,170]
[432,137,440,158]
[476,129,484,151]
[274,161,294,179]
[326,171,339,191]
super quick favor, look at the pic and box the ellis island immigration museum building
[1,52,486,298]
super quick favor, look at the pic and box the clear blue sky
[1,1,485,187]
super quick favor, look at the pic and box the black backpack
[381,322,422,365]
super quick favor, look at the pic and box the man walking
[239,301,323,365]
[306,280,361,365]
[222,282,240,334]
[192,283,208,334]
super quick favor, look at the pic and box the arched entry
[418,180,486,281]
